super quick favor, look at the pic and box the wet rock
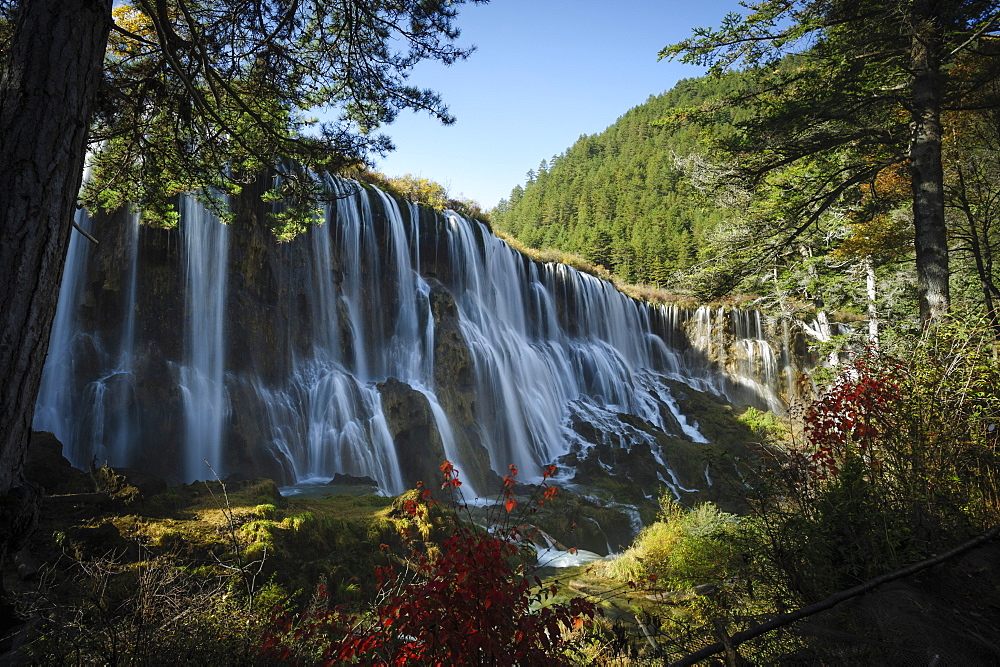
[329,473,378,487]
[24,431,90,495]
[428,283,497,492]
[376,378,447,491]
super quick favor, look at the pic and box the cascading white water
[179,197,230,480]
[252,364,405,491]
[436,213,741,481]
[33,208,94,457]
[99,211,141,466]
[34,210,142,467]
[36,179,800,493]
[680,305,787,412]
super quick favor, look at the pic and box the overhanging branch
[670,524,1000,666]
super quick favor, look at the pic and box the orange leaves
[501,463,520,513]
[502,464,518,490]
[870,161,910,200]
[440,460,463,489]
[833,211,912,261]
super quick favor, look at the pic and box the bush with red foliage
[792,350,903,481]
[748,322,1000,601]
[261,462,597,665]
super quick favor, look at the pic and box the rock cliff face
[35,179,811,537]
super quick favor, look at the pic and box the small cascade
[33,208,95,457]
[179,198,230,480]
[36,178,809,500]
[34,210,142,467]
[662,304,795,412]
[98,211,141,466]
[251,364,405,493]
[425,394,477,499]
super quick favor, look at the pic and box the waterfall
[36,180,804,494]
[179,198,230,481]
[35,210,141,467]
[33,208,94,457]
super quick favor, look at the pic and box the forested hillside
[491,73,749,286]
[495,56,1000,337]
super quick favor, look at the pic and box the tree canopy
[23,0,481,230]
[661,0,1000,321]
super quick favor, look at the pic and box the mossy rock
[58,522,138,562]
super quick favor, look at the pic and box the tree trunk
[959,204,1000,333]
[909,7,950,323]
[0,0,111,548]
[864,255,879,346]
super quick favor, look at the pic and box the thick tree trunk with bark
[0,0,111,552]
[909,9,950,323]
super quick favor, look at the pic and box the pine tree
[661,0,1000,322]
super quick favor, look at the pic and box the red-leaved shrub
[262,462,596,665]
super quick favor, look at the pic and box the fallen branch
[42,492,111,507]
[71,218,98,244]
[670,524,1000,666]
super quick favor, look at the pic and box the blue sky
[371,0,740,209]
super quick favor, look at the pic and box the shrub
[261,463,597,665]
[602,495,739,590]
[16,556,281,665]
[738,405,788,441]
[742,316,1000,601]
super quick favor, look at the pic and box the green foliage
[17,555,284,665]
[661,0,1000,321]
[491,72,748,288]
[93,463,141,505]
[67,0,486,237]
[245,478,283,505]
[582,320,1000,662]
[385,173,451,209]
[252,503,278,520]
[353,168,487,219]
[739,316,1000,603]
[738,406,788,441]
[603,494,739,590]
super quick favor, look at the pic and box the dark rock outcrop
[377,378,448,491]
[24,431,90,495]
[329,473,378,487]
[428,283,497,492]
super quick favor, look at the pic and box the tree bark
[959,205,1000,333]
[0,0,111,543]
[909,6,950,323]
[864,255,879,346]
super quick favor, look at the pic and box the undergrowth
[589,316,1000,663]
